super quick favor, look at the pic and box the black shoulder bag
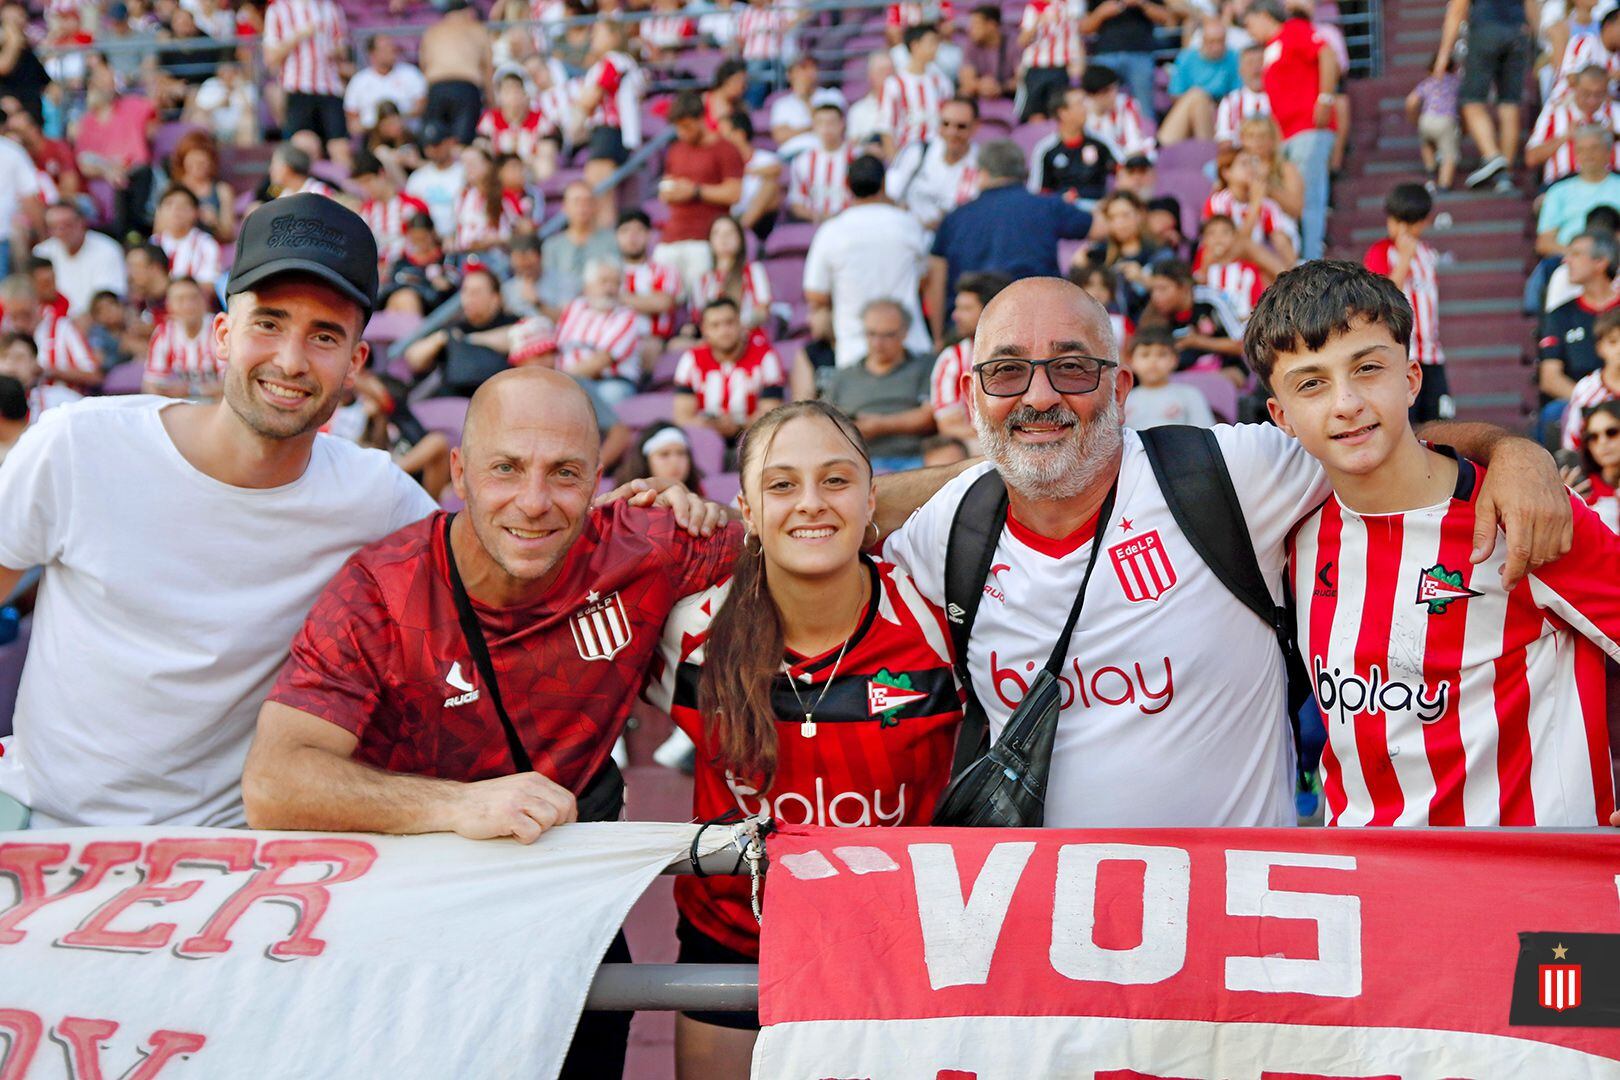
[442,514,625,822]
[931,472,1118,827]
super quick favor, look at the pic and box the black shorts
[675,915,760,1030]
[1020,67,1071,122]
[1458,21,1531,106]
[284,92,346,143]
[587,124,629,164]
[424,79,483,146]
[1410,361,1455,423]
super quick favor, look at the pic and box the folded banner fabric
[0,822,723,1080]
[754,826,1620,1078]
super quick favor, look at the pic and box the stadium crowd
[1,0,1620,1077]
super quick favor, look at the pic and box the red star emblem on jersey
[1119,518,1134,532]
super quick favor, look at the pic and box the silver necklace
[782,576,866,739]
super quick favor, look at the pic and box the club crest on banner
[1109,530,1177,603]
[1541,962,1583,1013]
[570,591,632,661]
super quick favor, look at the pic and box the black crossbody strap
[944,470,1010,774]
[1044,482,1118,674]
[442,512,535,775]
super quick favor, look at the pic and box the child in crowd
[1561,306,1620,451]
[1405,51,1460,191]
[920,434,969,467]
[86,290,133,370]
[1194,213,1278,322]
[1363,183,1451,422]
[1072,263,1135,352]
[379,213,459,316]
[1249,259,1620,827]
[1122,325,1216,430]
[612,421,706,494]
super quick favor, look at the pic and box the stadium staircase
[1327,0,1538,430]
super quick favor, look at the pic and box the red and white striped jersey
[155,227,222,287]
[887,1,953,27]
[1018,0,1082,71]
[583,52,645,148]
[451,188,526,252]
[737,2,796,61]
[1290,455,1620,827]
[880,67,954,151]
[1215,86,1271,145]
[691,261,773,329]
[534,81,580,140]
[1084,95,1156,162]
[1200,259,1266,322]
[34,308,95,383]
[33,168,60,207]
[27,382,81,421]
[360,191,431,265]
[622,259,681,340]
[673,335,785,418]
[283,176,338,199]
[1364,237,1443,366]
[788,142,855,219]
[477,108,554,160]
[1203,189,1300,252]
[1527,98,1620,183]
[930,336,971,413]
[1561,369,1620,451]
[641,13,695,49]
[263,0,348,96]
[1547,27,1619,103]
[145,317,223,386]
[1109,311,1134,352]
[555,298,641,381]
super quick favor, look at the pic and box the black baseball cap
[226,194,378,318]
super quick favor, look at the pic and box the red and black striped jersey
[646,556,961,956]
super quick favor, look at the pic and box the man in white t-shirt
[0,195,437,829]
[344,34,428,134]
[0,122,43,273]
[885,95,982,232]
[31,203,126,316]
[804,154,932,368]
[880,277,1573,827]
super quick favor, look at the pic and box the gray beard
[973,389,1124,502]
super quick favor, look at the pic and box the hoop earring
[865,520,881,548]
[742,521,757,551]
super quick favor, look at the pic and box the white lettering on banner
[990,651,1175,715]
[724,772,906,827]
[911,842,1035,990]
[1224,850,1362,998]
[1050,845,1190,985]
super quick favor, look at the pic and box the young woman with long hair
[612,421,705,494]
[646,401,962,1079]
[689,214,774,335]
[1578,400,1620,532]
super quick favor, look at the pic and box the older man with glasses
[821,297,936,472]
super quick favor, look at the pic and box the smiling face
[741,413,875,585]
[1265,317,1419,481]
[1587,409,1620,473]
[647,441,691,483]
[215,278,369,441]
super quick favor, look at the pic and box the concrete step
[1448,344,1533,363]
[1439,297,1536,318]
[1348,218,1526,244]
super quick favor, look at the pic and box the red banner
[755,827,1620,1078]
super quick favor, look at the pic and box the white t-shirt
[0,397,437,828]
[1125,384,1216,429]
[802,202,932,367]
[0,136,40,235]
[882,424,1332,827]
[404,161,468,239]
[32,232,128,315]
[344,62,428,129]
[884,139,980,231]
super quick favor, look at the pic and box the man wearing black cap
[0,194,437,830]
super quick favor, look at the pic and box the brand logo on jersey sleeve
[1415,563,1481,614]
[1108,529,1177,603]
[443,662,481,708]
[868,669,929,726]
[570,590,633,661]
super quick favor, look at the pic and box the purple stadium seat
[1156,139,1218,173]
[702,470,741,508]
[762,258,805,307]
[412,396,471,447]
[439,488,465,511]
[0,615,31,739]
[648,349,683,389]
[764,221,816,258]
[102,361,145,395]
[363,310,422,347]
[1170,369,1239,424]
[614,391,677,428]
[980,98,1018,127]
[1156,166,1214,241]
[152,122,205,168]
[682,424,727,476]
[1011,121,1052,159]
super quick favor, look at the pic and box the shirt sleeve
[668,513,744,596]
[387,468,440,533]
[879,459,996,607]
[1055,197,1093,240]
[1210,423,1333,584]
[1539,310,1568,365]
[0,406,73,570]
[802,228,832,294]
[1561,382,1589,451]
[1363,240,1392,276]
[1526,493,1620,661]
[717,138,745,181]
[265,558,397,740]
[1183,386,1216,427]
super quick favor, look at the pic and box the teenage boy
[1122,324,1215,429]
[1364,182,1451,422]
[1249,259,1620,827]
[1562,306,1620,452]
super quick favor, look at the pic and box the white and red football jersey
[641,12,695,49]
[451,188,526,252]
[883,424,1333,828]
[1109,311,1135,354]
[880,67,954,151]
[623,259,682,340]
[583,51,645,148]
[477,108,553,160]
[1214,86,1271,145]
[737,2,796,61]
[1561,369,1620,451]
[691,261,773,329]
[1200,259,1266,322]
[1547,26,1619,104]
[284,176,338,199]
[263,0,348,96]
[360,190,431,265]
[1018,0,1082,71]
[1527,98,1620,183]
[1291,456,1620,827]
[555,298,641,381]
[155,227,222,287]
[1364,237,1443,366]
[886,139,980,229]
[33,167,60,207]
[673,336,785,418]
[1203,189,1300,253]
[1084,95,1156,162]
[788,142,855,219]
[32,308,95,385]
[930,337,971,413]
[145,317,223,387]
[646,556,961,956]
[887,1,953,29]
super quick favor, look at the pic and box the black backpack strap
[943,468,1009,776]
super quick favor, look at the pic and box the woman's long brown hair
[696,401,873,788]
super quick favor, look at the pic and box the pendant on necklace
[801,716,817,738]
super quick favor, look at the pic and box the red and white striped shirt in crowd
[156,227,222,287]
[1364,237,1443,366]
[691,261,773,329]
[477,108,554,161]
[145,317,224,387]
[1084,95,1156,161]
[555,298,642,381]
[33,168,60,206]
[282,176,338,199]
[880,66,954,151]
[1203,189,1299,252]
[1547,27,1619,104]
[360,190,431,265]
[34,308,95,384]
[623,259,682,340]
[1108,311,1134,352]
[641,13,696,50]
[263,0,349,96]
[1018,0,1083,71]
[737,2,797,62]
[673,335,785,419]
[887,1,953,28]
[788,142,855,219]
[1200,259,1266,322]
[1215,86,1271,144]
[1561,369,1620,451]
[583,51,645,148]
[27,383,81,421]
[1290,455,1620,827]
[1527,98,1620,183]
[929,336,970,414]
[452,188,526,253]
[534,81,580,141]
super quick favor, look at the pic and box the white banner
[0,822,722,1079]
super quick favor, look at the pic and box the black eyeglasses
[973,355,1117,397]
[1589,425,1620,443]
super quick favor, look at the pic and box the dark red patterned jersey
[646,556,962,956]
[270,505,740,792]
